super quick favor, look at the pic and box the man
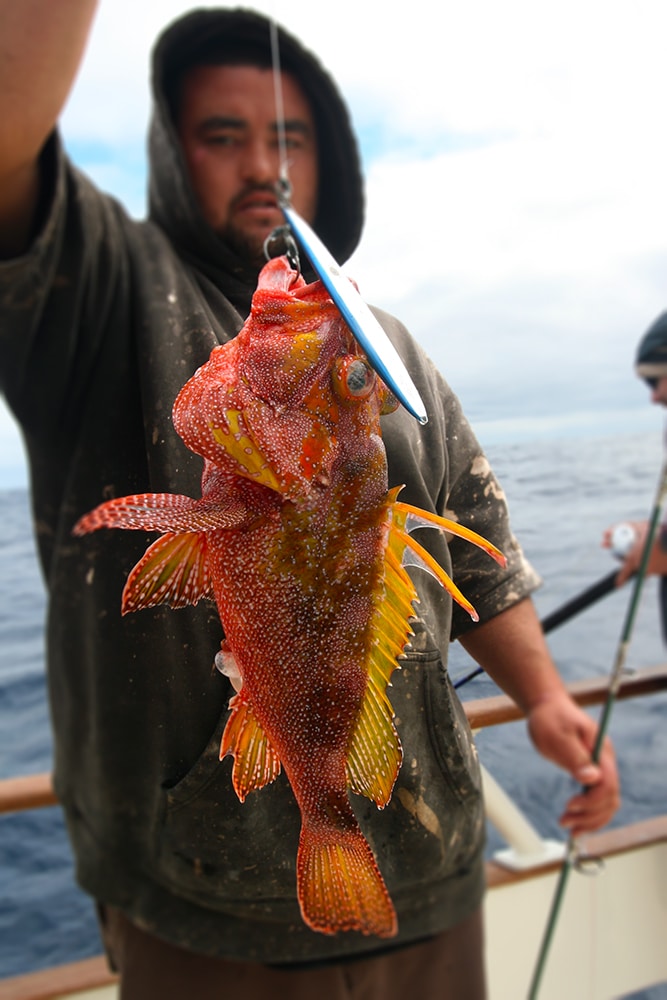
[0,5,618,998]
[603,312,667,637]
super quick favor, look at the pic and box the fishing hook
[264,224,301,273]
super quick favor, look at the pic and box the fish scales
[73,255,505,938]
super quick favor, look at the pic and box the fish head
[174,256,398,496]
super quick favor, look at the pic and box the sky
[2,0,667,487]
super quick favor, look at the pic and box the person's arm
[0,0,98,257]
[459,597,620,836]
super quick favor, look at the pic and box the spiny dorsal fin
[220,691,282,802]
[392,525,479,621]
[389,494,507,623]
[392,499,506,568]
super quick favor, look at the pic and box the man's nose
[241,140,279,183]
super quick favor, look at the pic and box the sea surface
[1,428,666,998]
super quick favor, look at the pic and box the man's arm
[0,0,98,257]
[459,597,620,836]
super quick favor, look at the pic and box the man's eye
[205,133,236,146]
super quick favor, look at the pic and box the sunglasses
[645,376,661,390]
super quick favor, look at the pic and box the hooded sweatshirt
[0,8,539,964]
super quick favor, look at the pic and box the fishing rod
[527,449,667,999]
[453,568,623,690]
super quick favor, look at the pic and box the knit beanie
[635,312,667,380]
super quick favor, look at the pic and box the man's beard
[216,221,268,270]
[216,185,282,270]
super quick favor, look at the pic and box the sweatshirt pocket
[401,619,482,806]
[154,710,303,919]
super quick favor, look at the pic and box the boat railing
[1,664,666,1000]
[464,664,667,872]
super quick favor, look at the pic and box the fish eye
[333,356,376,400]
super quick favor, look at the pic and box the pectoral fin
[73,491,251,535]
[220,691,282,802]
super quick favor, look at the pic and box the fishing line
[527,438,667,999]
[264,17,301,273]
[269,18,290,186]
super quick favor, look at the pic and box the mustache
[230,184,279,210]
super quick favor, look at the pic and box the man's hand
[527,693,620,835]
[0,0,99,256]
[460,598,621,836]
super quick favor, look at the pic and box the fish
[73,255,506,938]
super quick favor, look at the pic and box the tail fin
[297,824,397,938]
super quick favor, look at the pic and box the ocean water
[1,428,666,998]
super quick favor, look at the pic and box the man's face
[177,64,319,266]
[647,375,667,406]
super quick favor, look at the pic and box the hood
[148,7,365,312]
